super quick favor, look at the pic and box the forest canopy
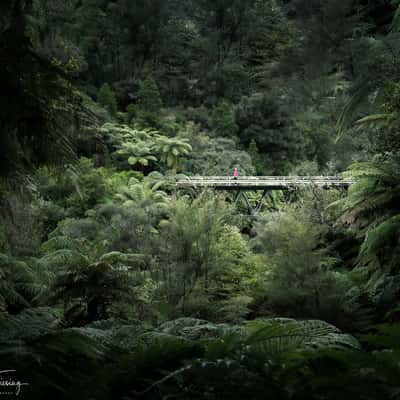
[1,1,400,399]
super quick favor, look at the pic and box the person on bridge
[233,167,239,179]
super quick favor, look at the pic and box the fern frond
[39,249,89,270]
[41,235,77,252]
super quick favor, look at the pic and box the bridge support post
[234,189,270,216]
[176,176,354,215]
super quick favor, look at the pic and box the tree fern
[113,175,170,217]
[356,112,398,130]
[134,317,361,399]
[336,154,400,272]
[38,231,145,323]
[155,136,192,171]
[0,308,113,399]
[363,271,400,318]
[39,248,89,271]
[245,319,360,352]
[0,253,38,312]
[337,33,400,138]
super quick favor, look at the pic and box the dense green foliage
[1,0,400,399]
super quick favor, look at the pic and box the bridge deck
[176,176,354,190]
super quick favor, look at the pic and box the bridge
[176,176,353,190]
[176,176,354,215]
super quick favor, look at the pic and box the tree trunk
[87,298,100,322]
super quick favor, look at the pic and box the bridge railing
[178,176,350,180]
[176,176,355,188]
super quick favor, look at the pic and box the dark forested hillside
[1,1,400,399]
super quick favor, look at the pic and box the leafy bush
[183,135,255,176]
[251,209,366,330]
[236,93,303,174]
[138,77,163,113]
[337,153,400,273]
[0,253,37,313]
[210,101,239,138]
[97,83,118,117]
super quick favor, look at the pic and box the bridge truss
[176,176,354,216]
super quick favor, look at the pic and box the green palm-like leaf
[128,156,138,165]
[40,249,90,271]
[335,154,400,271]
[154,136,192,171]
[139,318,360,396]
[356,113,398,129]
